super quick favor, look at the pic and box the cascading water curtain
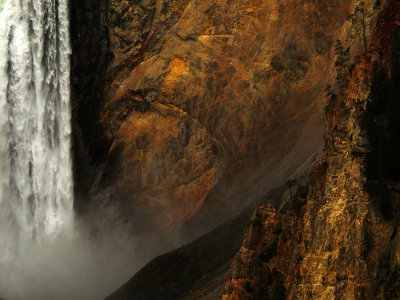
[0,0,73,261]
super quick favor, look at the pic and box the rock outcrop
[106,184,293,300]
[225,1,400,298]
[72,0,357,239]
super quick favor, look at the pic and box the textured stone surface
[91,0,355,236]
[225,2,400,298]
[106,184,292,300]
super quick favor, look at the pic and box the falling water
[0,1,141,299]
[0,0,73,257]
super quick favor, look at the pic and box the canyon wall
[98,1,400,299]
[225,1,400,298]
[71,0,355,240]
[70,0,109,210]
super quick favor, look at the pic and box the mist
[0,1,144,298]
[0,206,141,300]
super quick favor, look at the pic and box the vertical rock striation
[225,1,400,298]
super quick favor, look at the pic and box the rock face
[105,195,256,300]
[105,183,296,300]
[225,1,400,298]
[71,0,356,238]
[70,0,109,210]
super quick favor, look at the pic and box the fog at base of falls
[0,0,142,298]
[0,205,140,300]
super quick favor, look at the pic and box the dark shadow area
[69,0,110,213]
[106,186,287,300]
[363,30,400,219]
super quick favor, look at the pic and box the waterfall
[0,0,73,262]
[0,2,139,299]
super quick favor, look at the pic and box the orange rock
[98,0,355,238]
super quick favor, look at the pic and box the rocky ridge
[225,1,400,298]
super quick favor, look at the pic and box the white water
[0,0,73,258]
[0,1,138,299]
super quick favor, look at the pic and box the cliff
[225,1,400,298]
[79,0,400,298]
[71,0,356,243]
[106,184,291,300]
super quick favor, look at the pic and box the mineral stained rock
[90,0,355,237]
[225,1,400,298]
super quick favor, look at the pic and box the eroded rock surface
[89,0,355,237]
[225,2,400,298]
